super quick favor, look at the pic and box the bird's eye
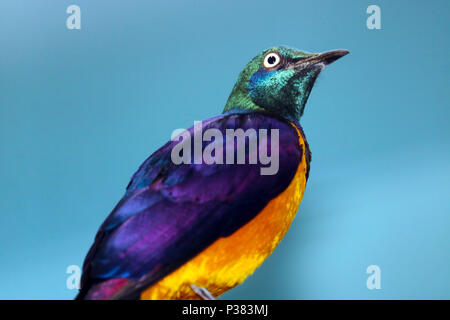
[263,52,282,69]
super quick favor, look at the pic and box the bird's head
[223,46,349,123]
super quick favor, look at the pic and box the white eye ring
[263,52,282,69]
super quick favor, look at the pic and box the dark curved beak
[313,49,349,65]
[292,49,349,69]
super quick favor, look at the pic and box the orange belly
[141,125,308,300]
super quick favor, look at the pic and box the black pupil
[268,55,277,65]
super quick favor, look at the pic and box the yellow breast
[141,125,308,300]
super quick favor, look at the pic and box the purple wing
[77,112,307,299]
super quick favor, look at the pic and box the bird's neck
[223,97,303,125]
[223,86,264,114]
[223,85,307,124]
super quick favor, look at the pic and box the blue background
[0,0,448,299]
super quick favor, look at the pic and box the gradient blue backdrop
[0,0,448,299]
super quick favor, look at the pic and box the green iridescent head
[223,46,349,122]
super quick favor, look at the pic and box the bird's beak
[292,49,349,70]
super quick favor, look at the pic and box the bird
[75,46,349,300]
